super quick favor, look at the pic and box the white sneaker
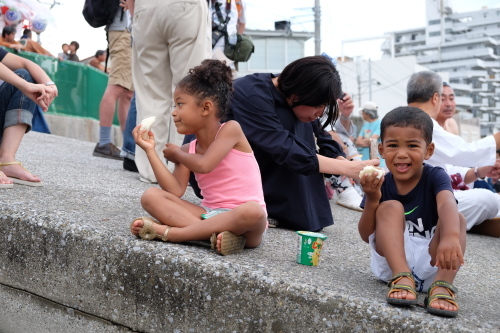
[336,187,363,212]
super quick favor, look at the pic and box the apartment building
[381,0,500,136]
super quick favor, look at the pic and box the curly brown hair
[176,59,233,121]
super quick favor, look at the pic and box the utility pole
[356,58,362,106]
[314,0,321,55]
[368,58,372,101]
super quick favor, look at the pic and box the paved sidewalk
[0,132,498,332]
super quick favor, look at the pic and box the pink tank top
[189,124,266,213]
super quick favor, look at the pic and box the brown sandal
[386,272,418,306]
[210,231,246,255]
[130,216,171,241]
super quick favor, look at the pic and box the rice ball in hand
[140,117,156,140]
[359,165,384,179]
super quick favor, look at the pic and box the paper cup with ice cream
[296,231,328,266]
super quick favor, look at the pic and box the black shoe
[93,143,123,160]
[123,157,138,172]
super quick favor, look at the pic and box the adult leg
[132,0,211,183]
[427,213,466,313]
[374,200,416,301]
[117,89,133,132]
[0,69,41,183]
[121,94,138,171]
[455,189,499,230]
[98,84,123,129]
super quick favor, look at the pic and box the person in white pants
[129,0,211,183]
[406,71,500,229]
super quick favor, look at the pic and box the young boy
[358,106,466,318]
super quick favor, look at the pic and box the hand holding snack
[140,116,156,140]
[359,165,384,179]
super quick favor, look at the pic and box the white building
[237,26,314,77]
[381,0,500,136]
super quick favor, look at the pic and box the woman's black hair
[176,59,233,121]
[277,55,343,129]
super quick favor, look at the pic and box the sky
[27,0,500,61]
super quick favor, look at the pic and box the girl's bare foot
[130,218,170,238]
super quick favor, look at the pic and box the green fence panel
[1,47,120,125]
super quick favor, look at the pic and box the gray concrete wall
[44,113,123,147]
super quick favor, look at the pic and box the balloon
[4,7,21,25]
[31,16,46,33]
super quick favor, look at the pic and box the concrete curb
[0,132,498,332]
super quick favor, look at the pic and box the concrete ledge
[44,113,123,147]
[0,132,498,332]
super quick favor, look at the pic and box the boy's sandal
[210,231,246,256]
[386,272,418,306]
[130,216,171,242]
[0,161,43,187]
[424,280,459,318]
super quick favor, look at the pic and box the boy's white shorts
[369,227,438,292]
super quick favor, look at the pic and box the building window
[411,34,416,40]
[429,19,440,25]
[429,31,441,37]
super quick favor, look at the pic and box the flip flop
[130,216,170,241]
[386,272,418,306]
[210,231,246,255]
[0,162,43,187]
[424,280,459,318]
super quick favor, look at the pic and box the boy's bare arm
[435,190,464,270]
[358,173,384,243]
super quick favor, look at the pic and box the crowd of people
[2,0,500,320]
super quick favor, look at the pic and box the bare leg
[117,89,133,132]
[0,124,41,182]
[131,188,267,248]
[427,213,466,312]
[99,84,123,127]
[375,200,416,301]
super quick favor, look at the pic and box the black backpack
[82,0,120,28]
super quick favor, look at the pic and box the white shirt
[427,119,496,168]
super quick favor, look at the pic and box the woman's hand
[163,143,181,163]
[132,124,155,152]
[337,92,354,116]
[346,159,380,180]
[20,82,52,111]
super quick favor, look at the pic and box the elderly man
[406,71,500,229]
[437,82,459,135]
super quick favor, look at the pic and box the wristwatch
[45,81,55,86]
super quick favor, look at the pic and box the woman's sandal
[210,231,246,256]
[424,280,459,318]
[130,216,171,241]
[0,162,43,187]
[386,272,418,306]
